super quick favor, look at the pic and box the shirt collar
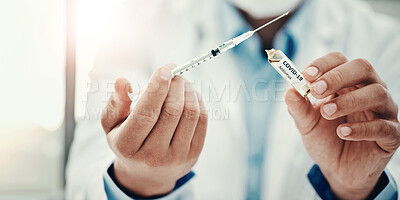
[275,0,314,59]
[218,0,267,72]
[217,0,253,43]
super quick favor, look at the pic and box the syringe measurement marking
[177,51,217,75]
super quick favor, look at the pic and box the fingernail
[305,66,318,77]
[159,67,172,80]
[165,63,177,69]
[341,126,352,137]
[128,88,133,100]
[312,80,327,95]
[323,103,337,116]
[127,84,133,96]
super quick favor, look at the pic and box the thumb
[285,88,320,134]
[101,78,133,134]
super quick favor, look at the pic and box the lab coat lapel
[184,28,248,198]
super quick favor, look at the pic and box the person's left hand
[285,52,400,199]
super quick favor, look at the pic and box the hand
[101,64,208,197]
[285,52,400,199]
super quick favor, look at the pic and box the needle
[254,11,290,33]
[231,11,290,46]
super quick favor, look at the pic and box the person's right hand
[101,64,208,197]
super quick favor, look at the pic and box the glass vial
[266,49,311,97]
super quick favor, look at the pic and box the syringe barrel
[171,51,214,77]
[171,40,236,77]
[218,39,236,53]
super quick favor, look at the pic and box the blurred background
[0,0,399,199]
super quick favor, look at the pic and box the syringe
[171,11,290,77]
[129,12,290,102]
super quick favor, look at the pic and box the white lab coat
[66,0,400,199]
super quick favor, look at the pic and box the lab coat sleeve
[376,171,398,200]
[103,164,195,200]
[65,119,113,200]
[308,164,398,200]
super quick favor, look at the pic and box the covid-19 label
[266,49,311,97]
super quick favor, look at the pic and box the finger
[337,120,400,153]
[170,80,200,157]
[115,64,173,154]
[310,58,385,98]
[141,76,185,152]
[321,83,398,120]
[101,78,132,134]
[189,92,207,159]
[303,52,348,82]
[284,88,320,135]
